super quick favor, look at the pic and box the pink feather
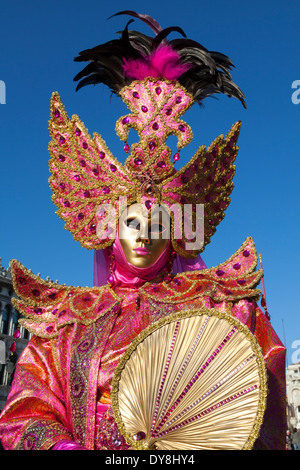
[122,45,191,80]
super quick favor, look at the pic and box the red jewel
[34,307,43,314]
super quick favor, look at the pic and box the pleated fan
[111,308,267,450]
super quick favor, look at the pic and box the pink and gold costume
[0,238,286,449]
[0,11,286,450]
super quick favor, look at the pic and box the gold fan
[111,308,267,450]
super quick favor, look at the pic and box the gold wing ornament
[48,87,241,258]
[48,92,135,250]
[161,121,240,256]
[111,308,267,450]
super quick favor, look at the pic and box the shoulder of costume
[141,237,263,304]
[10,259,119,339]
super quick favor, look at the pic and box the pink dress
[0,238,286,450]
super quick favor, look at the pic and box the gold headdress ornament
[48,11,246,258]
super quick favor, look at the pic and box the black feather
[108,10,163,35]
[73,10,246,108]
[152,26,187,48]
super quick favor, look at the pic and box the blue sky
[0,0,299,364]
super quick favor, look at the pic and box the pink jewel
[13,329,21,338]
[80,159,86,166]
[233,263,241,270]
[83,190,90,198]
[149,141,156,151]
[75,127,81,136]
[176,96,182,103]
[133,91,140,99]
[173,153,180,162]
[74,175,80,182]
[216,269,225,276]
[59,135,65,144]
[152,122,159,130]
[179,124,185,132]
[77,212,84,220]
[165,108,172,116]
[63,200,70,207]
[124,143,130,153]
[46,326,54,333]
[155,87,162,95]
[103,187,110,194]
[58,154,65,162]
[82,142,88,149]
[10,342,16,353]
[93,168,99,175]
[157,161,166,168]
[145,200,152,209]
[141,105,148,113]
[99,151,105,159]
[110,164,116,172]
[122,117,129,124]
[243,249,250,257]
[54,108,60,118]
[134,157,143,165]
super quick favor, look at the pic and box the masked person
[0,12,286,450]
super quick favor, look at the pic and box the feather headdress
[74,10,246,108]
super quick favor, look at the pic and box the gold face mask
[119,204,170,268]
